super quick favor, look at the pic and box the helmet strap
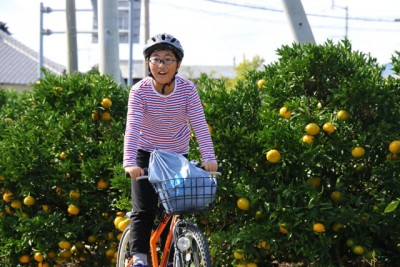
[161,75,176,94]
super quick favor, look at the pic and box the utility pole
[281,0,315,44]
[66,0,78,73]
[143,0,149,78]
[98,0,122,84]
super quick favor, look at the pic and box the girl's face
[148,50,181,86]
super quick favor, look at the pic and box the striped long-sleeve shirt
[123,75,216,167]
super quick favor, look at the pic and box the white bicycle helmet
[143,33,184,61]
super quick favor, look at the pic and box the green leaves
[0,70,129,266]
[197,40,400,266]
[384,199,400,213]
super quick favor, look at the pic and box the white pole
[98,0,122,83]
[128,0,134,87]
[281,0,315,44]
[39,2,44,78]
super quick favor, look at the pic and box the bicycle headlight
[176,236,191,251]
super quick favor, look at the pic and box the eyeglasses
[148,58,178,66]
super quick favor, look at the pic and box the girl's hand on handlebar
[125,166,144,179]
[202,160,218,172]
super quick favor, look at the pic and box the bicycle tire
[116,226,131,267]
[173,222,212,267]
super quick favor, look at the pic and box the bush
[0,70,128,266]
[1,40,399,267]
[198,40,400,266]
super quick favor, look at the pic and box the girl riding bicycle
[123,33,218,267]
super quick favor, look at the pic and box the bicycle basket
[151,176,217,214]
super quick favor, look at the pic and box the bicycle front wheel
[173,222,212,267]
[116,226,131,267]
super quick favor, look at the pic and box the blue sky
[1,0,399,72]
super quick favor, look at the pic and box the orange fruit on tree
[101,98,112,109]
[106,248,116,258]
[353,245,365,255]
[19,254,30,264]
[337,110,349,121]
[11,200,22,209]
[69,190,80,199]
[60,249,72,259]
[97,179,109,190]
[34,252,44,262]
[346,238,355,247]
[351,146,365,158]
[247,263,258,267]
[106,231,114,240]
[74,241,85,251]
[116,211,125,217]
[101,111,111,121]
[308,177,321,187]
[88,235,98,244]
[118,218,130,232]
[92,111,99,121]
[266,149,281,163]
[305,123,320,136]
[237,197,250,211]
[257,79,266,89]
[68,204,80,215]
[207,124,213,134]
[47,250,57,259]
[330,191,342,203]
[117,232,122,240]
[389,140,400,154]
[41,204,50,212]
[4,206,13,215]
[312,223,325,233]
[279,224,289,234]
[3,191,13,202]
[279,107,291,119]
[302,134,314,144]
[59,240,72,250]
[386,153,398,160]
[322,122,335,134]
[23,195,35,206]
[114,216,124,228]
[233,249,244,260]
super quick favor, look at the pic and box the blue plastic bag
[148,149,217,213]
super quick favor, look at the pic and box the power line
[204,0,399,23]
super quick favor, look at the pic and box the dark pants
[129,150,187,255]
[129,149,158,254]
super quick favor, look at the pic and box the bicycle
[117,167,221,267]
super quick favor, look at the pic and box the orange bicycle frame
[149,213,179,267]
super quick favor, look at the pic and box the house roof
[0,30,65,86]
[0,27,235,88]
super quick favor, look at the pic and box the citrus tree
[197,40,400,266]
[1,39,399,267]
[0,70,129,266]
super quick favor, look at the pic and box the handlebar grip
[125,168,148,179]
[125,166,221,179]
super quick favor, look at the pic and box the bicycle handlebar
[125,167,222,180]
